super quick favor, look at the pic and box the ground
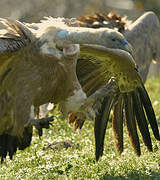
[0,77,160,180]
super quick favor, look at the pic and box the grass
[1,77,160,180]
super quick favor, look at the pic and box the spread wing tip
[94,96,116,161]
[138,85,160,141]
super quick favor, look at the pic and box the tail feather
[132,90,152,151]
[112,94,124,154]
[124,92,141,156]
[138,85,160,140]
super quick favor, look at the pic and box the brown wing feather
[131,89,152,151]
[124,92,141,156]
[112,93,124,154]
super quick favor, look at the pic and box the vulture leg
[137,86,160,140]
[68,78,118,130]
[112,94,124,154]
[124,92,141,156]
[80,78,118,110]
[131,90,152,151]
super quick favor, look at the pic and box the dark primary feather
[94,92,116,161]
[112,94,124,154]
[131,89,152,152]
[124,92,141,156]
[137,86,160,140]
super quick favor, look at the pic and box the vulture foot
[31,116,54,136]
[68,78,119,130]
[68,112,85,130]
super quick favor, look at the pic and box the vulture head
[30,17,133,56]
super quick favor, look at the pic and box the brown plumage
[77,12,127,32]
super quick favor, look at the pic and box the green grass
[1,77,160,180]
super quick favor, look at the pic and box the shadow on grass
[102,170,160,180]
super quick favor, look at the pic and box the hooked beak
[122,40,134,56]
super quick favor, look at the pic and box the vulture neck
[57,58,87,115]
[31,47,87,114]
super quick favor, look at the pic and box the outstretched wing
[77,45,160,161]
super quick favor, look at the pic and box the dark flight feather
[112,94,124,154]
[94,96,115,161]
[131,89,152,152]
[137,85,160,140]
[124,92,141,156]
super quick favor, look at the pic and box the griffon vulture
[0,17,132,162]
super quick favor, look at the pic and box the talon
[68,112,86,130]
[32,116,54,136]
[74,118,85,130]
[68,112,76,124]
